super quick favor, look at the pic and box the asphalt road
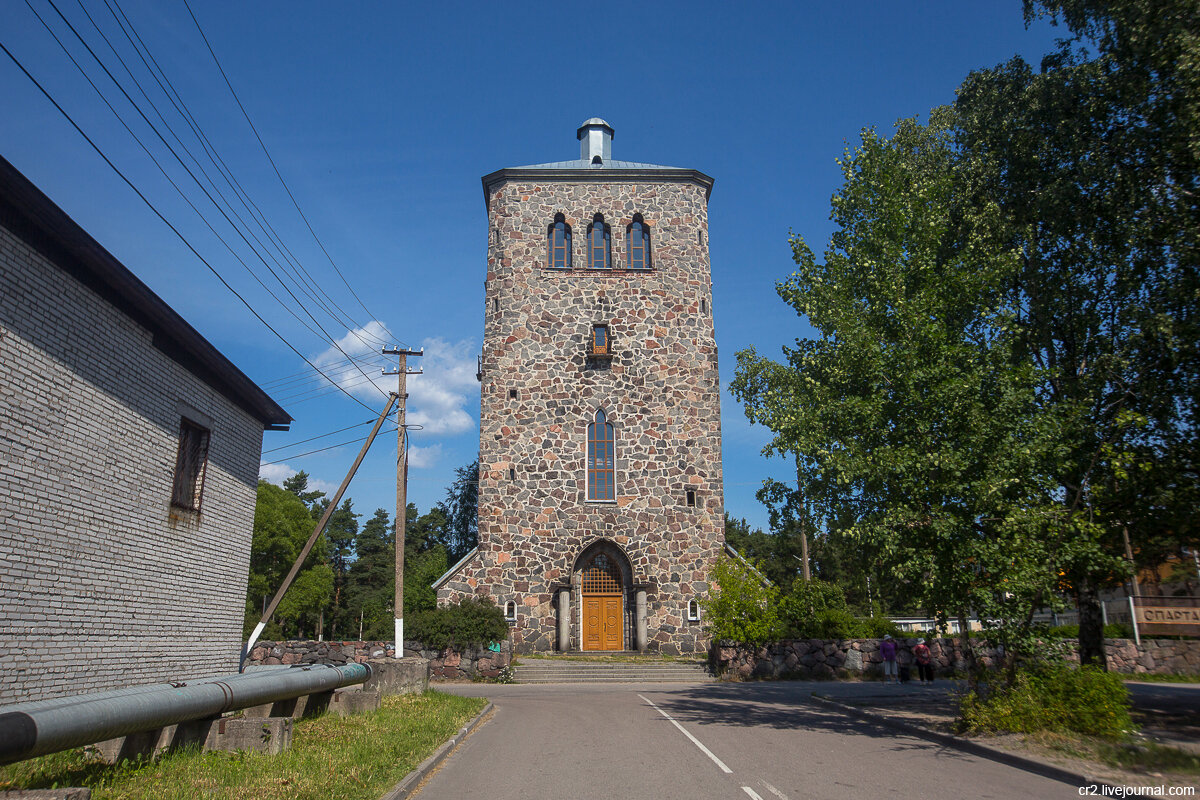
[423,682,1073,800]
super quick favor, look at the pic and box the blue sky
[2,1,1065,532]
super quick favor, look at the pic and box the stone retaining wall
[710,637,1200,680]
[1099,638,1200,674]
[246,640,513,681]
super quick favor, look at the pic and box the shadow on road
[640,682,980,763]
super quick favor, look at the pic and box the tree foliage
[247,467,465,641]
[245,480,332,638]
[437,460,479,564]
[731,0,1197,673]
[701,555,781,645]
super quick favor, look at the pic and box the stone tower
[434,120,724,655]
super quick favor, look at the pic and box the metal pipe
[0,663,369,765]
[1,666,296,716]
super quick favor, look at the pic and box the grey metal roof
[513,158,687,171]
[481,160,714,207]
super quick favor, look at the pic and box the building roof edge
[481,166,714,209]
[0,154,291,429]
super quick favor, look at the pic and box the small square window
[171,418,210,512]
[590,324,612,358]
[505,601,517,622]
[685,489,696,507]
[509,389,518,399]
[701,298,707,314]
[509,467,516,481]
[687,600,701,622]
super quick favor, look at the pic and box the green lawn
[0,690,487,800]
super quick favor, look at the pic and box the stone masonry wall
[0,222,265,703]
[438,176,724,656]
[246,640,513,681]
[711,638,1200,680]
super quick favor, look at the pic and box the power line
[0,35,381,415]
[21,0,355,362]
[261,352,390,391]
[260,426,400,465]
[261,417,378,454]
[103,0,393,352]
[31,0,389,400]
[181,0,402,350]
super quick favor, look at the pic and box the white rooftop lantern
[578,118,614,164]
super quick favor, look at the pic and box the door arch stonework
[572,540,634,651]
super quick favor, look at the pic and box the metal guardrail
[0,662,370,765]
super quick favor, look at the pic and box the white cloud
[406,337,479,435]
[309,320,393,400]
[258,462,296,485]
[307,327,479,438]
[407,443,442,469]
[257,461,337,495]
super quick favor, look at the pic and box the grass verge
[0,690,487,800]
[1025,730,1200,777]
[1122,673,1200,684]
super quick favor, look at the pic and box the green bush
[407,598,509,650]
[960,664,1134,738]
[1045,623,1132,639]
[701,556,782,645]
[777,580,901,640]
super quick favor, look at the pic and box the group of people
[878,634,935,685]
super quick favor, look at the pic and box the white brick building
[0,156,290,702]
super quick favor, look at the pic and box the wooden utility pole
[383,347,422,658]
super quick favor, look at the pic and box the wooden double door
[582,594,623,651]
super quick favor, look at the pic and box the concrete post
[558,588,571,651]
[636,589,648,652]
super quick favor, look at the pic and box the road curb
[809,693,1118,791]
[379,701,495,800]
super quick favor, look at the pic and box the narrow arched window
[587,408,615,500]
[548,214,572,269]
[627,214,651,269]
[588,214,611,269]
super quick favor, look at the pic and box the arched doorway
[580,549,625,650]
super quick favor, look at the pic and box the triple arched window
[545,213,650,270]
[587,408,615,501]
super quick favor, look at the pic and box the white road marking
[742,787,764,800]
[759,779,789,800]
[638,693,733,774]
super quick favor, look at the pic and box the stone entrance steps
[514,656,713,683]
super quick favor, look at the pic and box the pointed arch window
[548,214,572,269]
[588,214,611,269]
[627,214,651,269]
[587,408,615,501]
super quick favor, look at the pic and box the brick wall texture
[437,174,725,655]
[0,223,264,703]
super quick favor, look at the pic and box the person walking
[880,634,898,685]
[913,638,934,685]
